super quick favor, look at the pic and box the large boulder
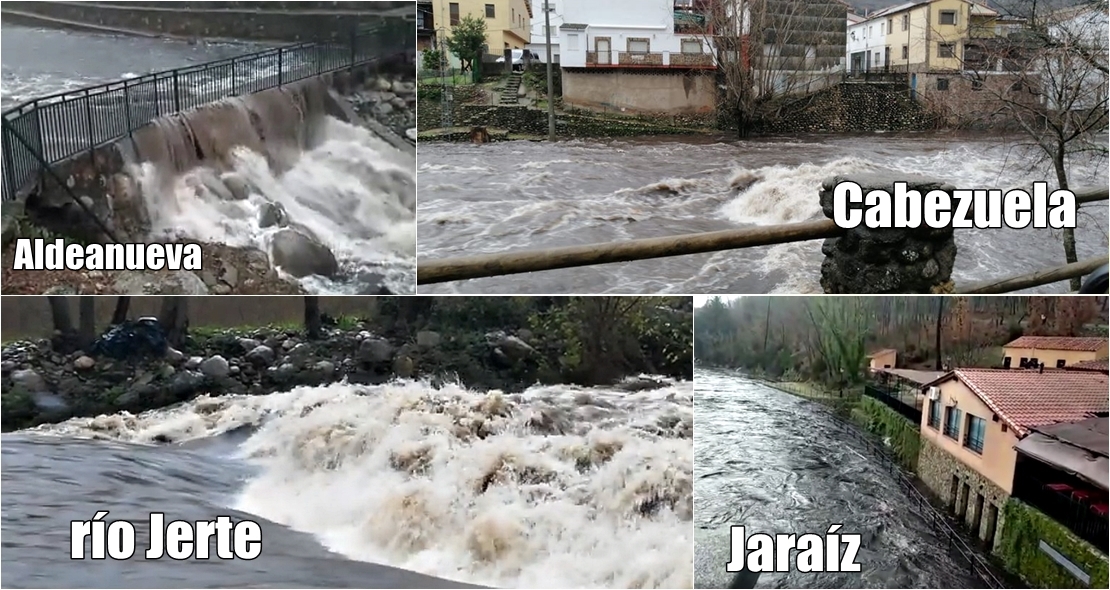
[270,229,339,279]
[358,338,394,366]
[199,355,230,379]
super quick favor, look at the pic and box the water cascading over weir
[2,21,417,294]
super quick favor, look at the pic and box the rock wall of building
[918,437,1010,553]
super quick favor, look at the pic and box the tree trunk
[158,298,189,349]
[48,296,74,335]
[304,296,322,340]
[1053,145,1080,290]
[111,297,131,325]
[78,297,96,349]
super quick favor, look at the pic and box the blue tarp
[90,317,168,359]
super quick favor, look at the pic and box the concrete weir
[26,54,413,247]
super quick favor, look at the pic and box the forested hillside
[694,296,1108,386]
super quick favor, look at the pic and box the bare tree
[700,0,846,136]
[963,1,1108,288]
[304,296,322,340]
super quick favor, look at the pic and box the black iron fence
[1014,474,1109,554]
[863,383,924,424]
[1,20,413,202]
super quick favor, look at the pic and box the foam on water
[35,379,693,589]
[136,117,416,294]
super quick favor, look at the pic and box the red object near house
[1046,483,1072,493]
[1072,490,1094,502]
[1092,504,1108,517]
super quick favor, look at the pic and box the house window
[964,415,986,454]
[1030,357,1040,367]
[937,78,949,91]
[628,39,650,54]
[1003,356,1011,368]
[902,44,909,59]
[875,51,881,64]
[939,10,957,25]
[938,43,957,59]
[880,23,885,34]
[449,2,459,26]
[544,1,555,11]
[566,33,578,51]
[1019,357,1028,367]
[681,39,702,54]
[928,399,941,429]
[1056,359,1066,368]
[485,4,495,17]
[888,18,894,34]
[943,406,962,439]
[902,14,909,31]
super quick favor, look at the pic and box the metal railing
[864,383,923,424]
[1014,475,1109,554]
[1,20,414,202]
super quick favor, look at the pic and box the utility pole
[544,0,555,141]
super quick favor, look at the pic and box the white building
[557,0,714,70]
[526,0,563,63]
[847,9,891,73]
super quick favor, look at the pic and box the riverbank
[2,306,692,431]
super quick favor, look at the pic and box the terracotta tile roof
[1069,359,1110,373]
[936,368,1109,437]
[1003,336,1107,352]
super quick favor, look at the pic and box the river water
[2,379,693,589]
[1,23,416,294]
[417,134,1108,294]
[693,370,983,589]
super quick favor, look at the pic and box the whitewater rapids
[28,379,694,589]
[135,116,416,294]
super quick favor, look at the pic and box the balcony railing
[583,50,713,68]
[1014,474,1109,554]
[863,384,923,424]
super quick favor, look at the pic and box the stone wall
[766,82,936,133]
[415,97,711,140]
[818,173,958,294]
[997,499,1109,589]
[561,69,716,115]
[1,1,412,42]
[918,437,1010,553]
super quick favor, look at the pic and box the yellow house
[882,0,996,73]
[917,368,1109,549]
[432,0,532,54]
[867,349,897,371]
[1001,336,1109,370]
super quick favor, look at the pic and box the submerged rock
[270,229,339,279]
